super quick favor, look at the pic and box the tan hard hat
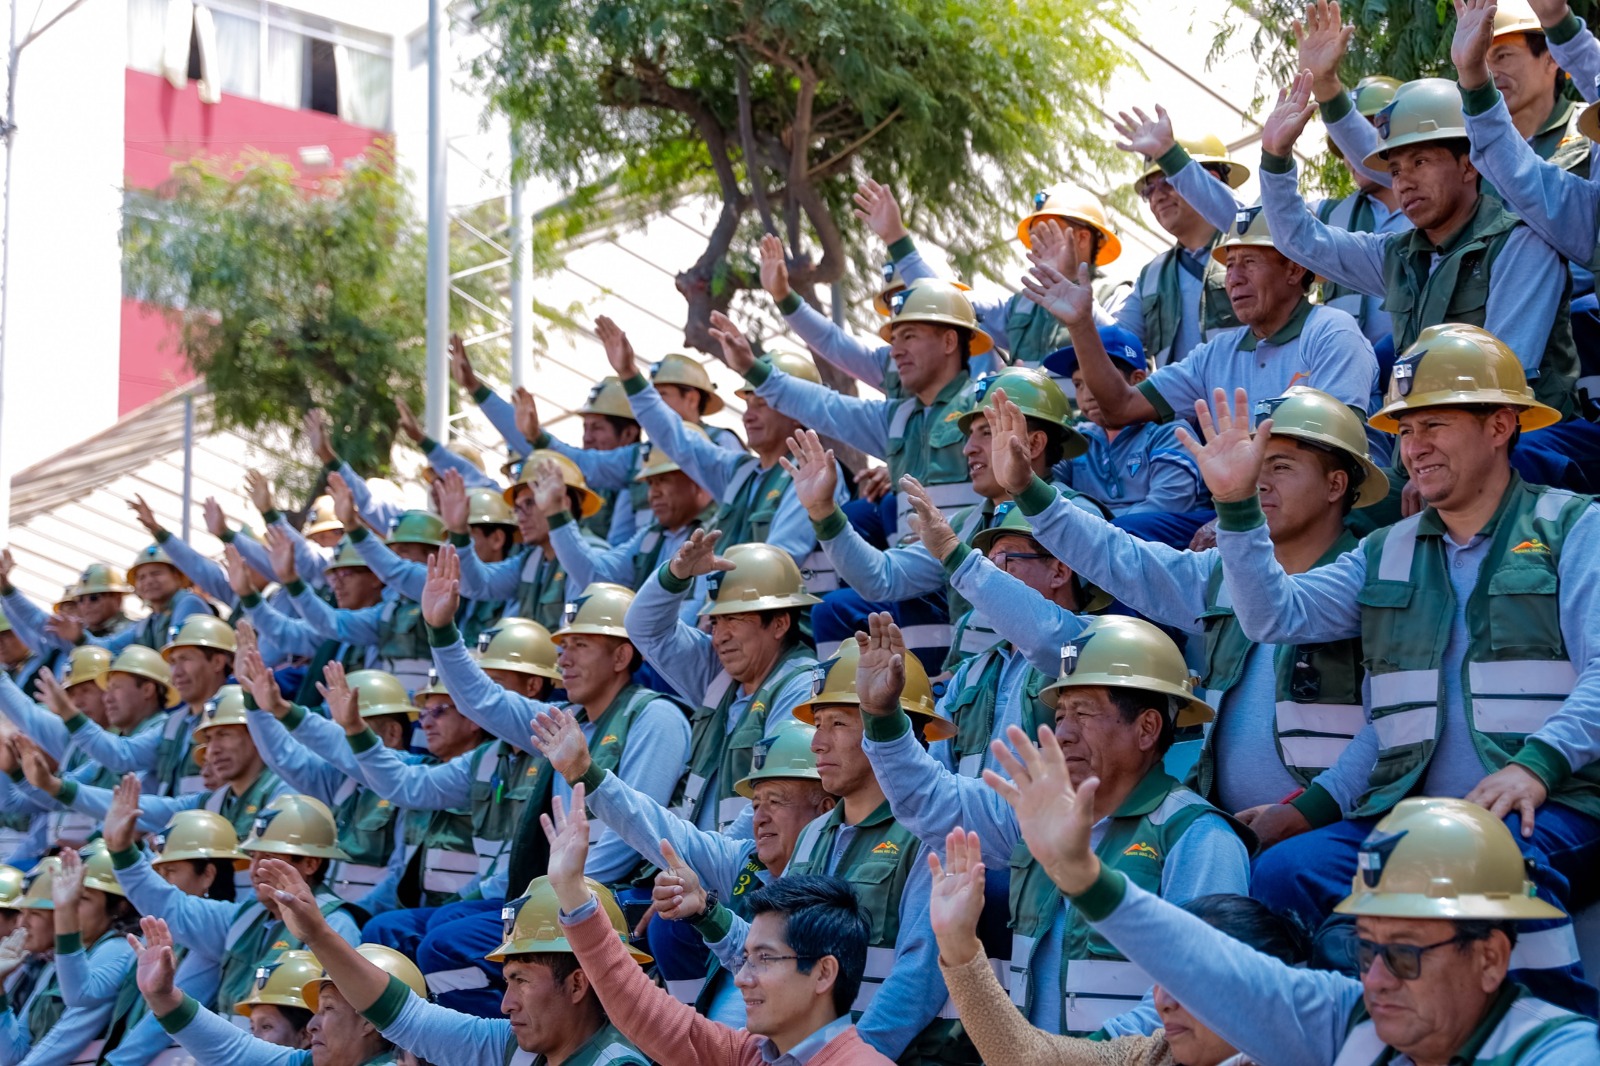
[60,646,112,689]
[1016,183,1121,265]
[240,795,350,861]
[78,842,127,898]
[161,616,237,660]
[74,564,133,597]
[1040,617,1213,727]
[1363,79,1468,171]
[505,451,605,519]
[0,866,25,909]
[303,945,426,1011]
[1492,0,1544,38]
[193,685,251,747]
[322,540,372,573]
[488,876,652,963]
[969,497,1114,613]
[1369,323,1561,433]
[236,950,321,1016]
[878,280,994,356]
[578,377,638,422]
[737,349,822,396]
[465,488,517,530]
[792,636,953,741]
[303,496,344,538]
[99,645,181,708]
[128,544,191,587]
[151,809,249,870]
[650,353,724,415]
[634,426,710,481]
[553,583,635,641]
[698,544,821,618]
[1135,132,1250,195]
[342,670,419,721]
[1353,75,1403,117]
[475,618,562,681]
[18,857,60,910]
[1256,386,1391,507]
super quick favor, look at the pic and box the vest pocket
[846,860,901,945]
[1485,567,1564,658]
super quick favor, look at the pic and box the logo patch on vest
[871,841,900,855]
[1512,538,1551,555]
[1358,828,1408,887]
[1122,842,1160,861]
[942,410,962,423]
[602,734,618,745]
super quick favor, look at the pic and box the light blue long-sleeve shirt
[58,706,187,784]
[61,772,291,834]
[422,439,499,490]
[84,589,212,656]
[1166,152,1252,235]
[475,388,534,458]
[54,933,134,1011]
[154,531,237,611]
[779,297,893,387]
[161,995,304,1066]
[0,587,70,658]
[548,520,703,625]
[246,707,352,806]
[455,541,560,608]
[106,947,221,1066]
[751,367,893,460]
[1465,88,1597,265]
[348,735,481,811]
[336,461,405,534]
[376,991,516,1066]
[286,583,391,648]
[348,530,427,602]
[0,936,128,1066]
[1215,497,1600,788]
[1257,158,1564,378]
[587,768,758,898]
[1054,421,1205,516]
[0,676,70,760]
[239,595,328,664]
[1552,19,1600,104]
[819,517,948,603]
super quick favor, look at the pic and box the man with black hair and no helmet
[542,782,897,1065]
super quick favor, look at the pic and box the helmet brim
[696,592,822,618]
[1367,391,1563,434]
[1334,888,1565,921]
[877,317,995,356]
[1016,212,1122,266]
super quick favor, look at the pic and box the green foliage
[122,148,499,484]
[474,0,1133,351]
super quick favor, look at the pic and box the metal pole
[830,281,845,327]
[422,0,449,441]
[181,394,193,542]
[0,0,19,539]
[508,165,530,390]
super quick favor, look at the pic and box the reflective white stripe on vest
[665,977,709,1005]
[1330,1021,1387,1066]
[1510,924,1582,971]
[1066,991,1146,1033]
[850,946,897,1012]
[1007,933,1037,1007]
[801,551,840,595]
[717,794,750,831]
[956,621,1002,657]
[1376,516,1423,581]
[329,863,390,902]
[1473,699,1563,736]
[1275,702,1364,738]
[1279,735,1355,770]
[673,774,708,821]
[472,836,505,862]
[895,624,953,652]
[1470,660,1578,698]
[508,1050,538,1066]
[67,1038,105,1066]
[1373,706,1435,750]
[422,849,480,894]
[384,658,433,693]
[177,774,206,795]
[1369,670,1437,710]
[1064,957,1149,997]
[424,965,490,994]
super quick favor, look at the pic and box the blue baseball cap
[1043,325,1149,378]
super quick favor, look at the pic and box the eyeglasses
[734,952,814,976]
[416,705,454,723]
[993,551,1050,571]
[1355,935,1467,980]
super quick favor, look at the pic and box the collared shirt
[759,1015,854,1065]
[1056,420,1203,516]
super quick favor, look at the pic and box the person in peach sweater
[542,783,895,1066]
[927,822,1307,1066]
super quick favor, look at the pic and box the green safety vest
[674,645,817,831]
[711,462,789,549]
[631,502,718,591]
[154,706,205,797]
[1332,983,1586,1065]
[787,802,979,1066]
[399,798,478,908]
[511,544,590,632]
[377,597,429,665]
[945,654,1056,779]
[885,373,979,542]
[1192,536,1367,798]
[327,776,403,901]
[1136,233,1240,366]
[506,685,675,895]
[201,768,282,841]
[292,638,366,707]
[1380,195,1577,421]
[1353,476,1598,818]
[1317,192,1384,335]
[583,453,652,542]
[502,1020,649,1066]
[457,595,508,651]
[1002,294,1078,369]
[687,855,769,1013]
[23,959,63,1045]
[1530,96,1590,178]
[469,740,539,890]
[216,892,351,1013]
[1007,767,1240,1035]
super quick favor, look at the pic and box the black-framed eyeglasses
[993,551,1050,571]
[1355,935,1467,980]
[734,952,815,976]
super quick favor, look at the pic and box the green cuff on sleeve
[1459,81,1501,116]
[547,510,574,531]
[218,528,236,544]
[472,384,494,405]
[691,899,735,942]
[1259,150,1295,175]
[427,622,461,648]
[1549,11,1583,43]
[0,991,9,1014]
[1017,475,1059,517]
[656,563,692,596]
[362,974,416,1031]
[1214,495,1267,532]
[1155,142,1193,176]
[281,703,308,730]
[420,436,439,454]
[1512,738,1573,791]
[448,531,472,549]
[5,769,21,784]
[240,592,262,610]
[577,763,607,794]
[862,706,914,744]
[347,728,380,754]
[622,373,650,396]
[812,508,849,542]
[156,995,201,1035]
[1289,782,1344,829]
[64,713,88,734]
[1135,379,1175,422]
[242,692,259,712]
[262,509,283,525]
[349,526,370,544]
[55,780,77,804]
[777,292,804,316]
[111,846,143,871]
[742,360,774,387]
[534,430,553,450]
[940,542,974,578]
[286,579,308,597]
[1070,866,1129,922]
[886,235,917,261]
[323,459,341,474]
[154,529,172,544]
[55,933,82,956]
[1319,88,1354,123]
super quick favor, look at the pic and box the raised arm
[621,540,725,702]
[349,735,475,811]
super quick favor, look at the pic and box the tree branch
[19,0,90,54]
[736,56,779,236]
[808,106,904,181]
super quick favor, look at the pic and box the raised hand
[707,312,757,375]
[1261,71,1319,158]
[255,857,332,943]
[234,623,289,719]
[852,178,909,245]
[245,469,275,515]
[303,409,336,464]
[1294,0,1355,99]
[1027,218,1077,276]
[1018,260,1095,329]
[1174,388,1271,505]
[34,670,76,722]
[326,472,361,531]
[395,397,425,444]
[985,388,1038,496]
[0,930,27,980]
[985,724,1101,895]
[540,784,595,913]
[104,773,144,853]
[650,840,708,921]
[531,461,568,519]
[436,469,470,534]
[1112,105,1176,159]
[898,476,961,562]
[317,661,362,736]
[855,466,891,504]
[758,234,793,303]
[52,849,85,932]
[530,707,593,783]
[44,614,83,646]
[1528,0,1570,27]
[853,612,907,718]
[928,828,987,966]
[130,917,183,1014]
[16,737,61,797]
[421,544,462,628]
[0,549,12,587]
[448,333,481,392]
[223,546,255,599]
[203,497,228,539]
[667,529,738,583]
[263,526,297,585]
[594,315,640,379]
[128,495,163,538]
[512,387,541,444]
[1451,0,1499,90]
[778,430,840,520]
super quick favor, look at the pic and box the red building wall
[120,68,385,414]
